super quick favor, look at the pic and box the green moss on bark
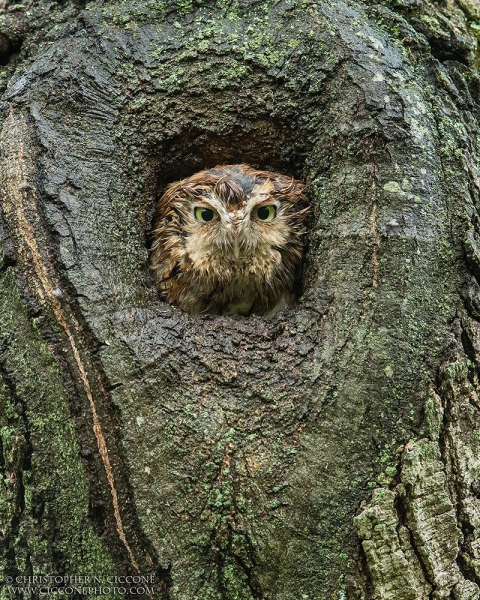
[0,269,118,598]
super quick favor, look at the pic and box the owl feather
[150,164,310,316]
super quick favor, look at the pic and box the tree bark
[1,0,480,598]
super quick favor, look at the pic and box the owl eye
[194,207,219,223]
[254,205,277,222]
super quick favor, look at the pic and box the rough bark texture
[1,0,480,598]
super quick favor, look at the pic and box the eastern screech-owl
[150,164,310,316]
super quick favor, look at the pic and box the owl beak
[232,240,241,258]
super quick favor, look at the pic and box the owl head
[150,164,310,316]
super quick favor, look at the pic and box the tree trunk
[1,0,480,598]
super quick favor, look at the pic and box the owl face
[150,165,310,316]
[178,179,298,266]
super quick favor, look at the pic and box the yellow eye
[194,207,219,222]
[254,205,277,222]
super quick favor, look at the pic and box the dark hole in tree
[0,33,22,67]
[143,121,313,316]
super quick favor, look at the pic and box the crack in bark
[0,349,33,586]
[439,319,480,590]
[0,112,141,572]
[367,161,380,291]
[394,489,435,598]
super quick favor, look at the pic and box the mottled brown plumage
[150,164,310,316]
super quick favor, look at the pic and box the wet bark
[1,0,480,598]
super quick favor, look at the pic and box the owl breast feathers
[150,164,310,317]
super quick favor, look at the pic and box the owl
[150,164,310,317]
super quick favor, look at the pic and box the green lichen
[0,270,119,598]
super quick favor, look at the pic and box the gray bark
[1,0,480,598]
